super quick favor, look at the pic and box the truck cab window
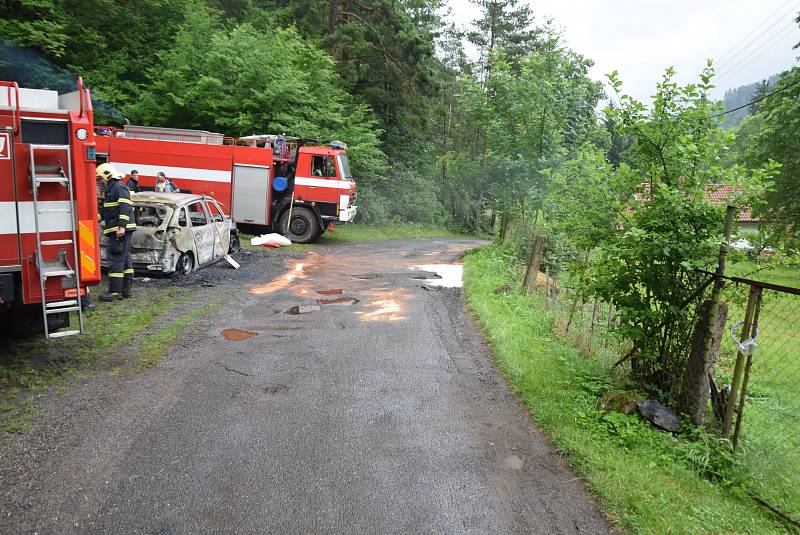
[312,156,336,177]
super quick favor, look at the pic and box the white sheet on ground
[251,233,292,247]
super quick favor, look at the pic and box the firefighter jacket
[102,179,136,235]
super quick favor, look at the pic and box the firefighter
[96,163,136,301]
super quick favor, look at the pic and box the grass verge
[240,222,484,253]
[134,294,228,370]
[0,284,195,433]
[463,244,787,534]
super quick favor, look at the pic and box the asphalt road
[0,238,610,534]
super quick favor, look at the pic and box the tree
[595,65,776,397]
[467,0,539,80]
[746,67,800,246]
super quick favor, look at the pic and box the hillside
[720,73,780,128]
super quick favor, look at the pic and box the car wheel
[176,252,194,275]
[229,232,241,253]
[279,207,319,244]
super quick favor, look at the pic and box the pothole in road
[222,329,258,341]
[317,297,360,306]
[264,383,289,395]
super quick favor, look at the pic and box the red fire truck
[94,125,357,243]
[0,78,101,339]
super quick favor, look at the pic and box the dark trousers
[107,232,132,294]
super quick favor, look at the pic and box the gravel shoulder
[0,238,610,534]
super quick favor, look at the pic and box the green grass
[463,245,787,534]
[239,222,482,253]
[134,296,227,370]
[728,260,800,288]
[717,264,800,520]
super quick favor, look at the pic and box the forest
[1,0,798,243]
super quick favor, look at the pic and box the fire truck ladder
[29,144,84,339]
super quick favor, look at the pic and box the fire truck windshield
[337,154,353,180]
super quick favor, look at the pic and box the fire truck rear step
[29,144,84,339]
[48,330,81,338]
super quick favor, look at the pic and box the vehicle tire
[176,252,194,275]
[229,232,241,254]
[279,206,319,244]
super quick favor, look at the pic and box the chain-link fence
[717,279,800,522]
[537,260,800,522]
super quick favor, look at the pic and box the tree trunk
[677,300,729,425]
[500,212,513,243]
[522,235,546,292]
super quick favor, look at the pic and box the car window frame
[186,200,210,227]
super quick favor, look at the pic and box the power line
[715,0,799,67]
[715,21,798,85]
[712,76,800,118]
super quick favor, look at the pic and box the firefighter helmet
[96,162,122,181]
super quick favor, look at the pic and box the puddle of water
[286,304,322,315]
[318,297,360,306]
[317,288,343,295]
[222,329,258,341]
[413,264,464,288]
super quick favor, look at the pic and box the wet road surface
[0,239,611,533]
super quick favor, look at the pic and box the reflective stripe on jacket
[102,180,136,234]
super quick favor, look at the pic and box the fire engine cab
[0,79,101,338]
[94,125,357,243]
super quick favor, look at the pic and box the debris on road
[317,297,359,306]
[286,304,322,315]
[317,288,343,295]
[251,233,292,248]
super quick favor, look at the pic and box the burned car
[100,192,240,275]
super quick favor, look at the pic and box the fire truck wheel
[176,252,194,275]
[280,207,319,244]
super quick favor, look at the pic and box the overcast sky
[447,0,800,102]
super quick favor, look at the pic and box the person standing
[96,163,136,301]
[127,169,141,192]
[154,171,180,193]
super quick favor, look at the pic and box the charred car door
[205,199,230,261]
[187,200,214,266]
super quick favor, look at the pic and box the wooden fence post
[732,286,763,451]
[723,284,760,437]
